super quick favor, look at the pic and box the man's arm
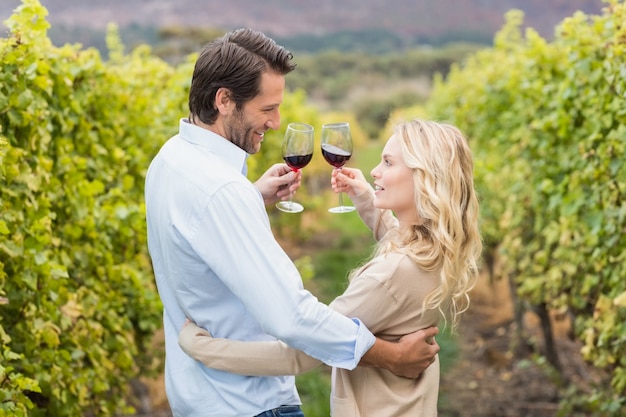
[360,327,440,378]
[194,180,377,370]
[179,321,436,378]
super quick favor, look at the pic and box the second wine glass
[276,122,315,213]
[321,122,356,213]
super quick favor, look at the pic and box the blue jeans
[254,405,305,417]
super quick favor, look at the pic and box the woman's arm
[179,321,322,376]
[332,168,398,240]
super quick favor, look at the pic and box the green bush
[425,3,626,415]
[0,0,188,414]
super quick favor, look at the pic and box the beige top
[179,188,441,417]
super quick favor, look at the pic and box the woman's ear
[215,87,232,115]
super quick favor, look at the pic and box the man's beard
[226,109,258,154]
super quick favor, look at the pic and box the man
[145,28,439,417]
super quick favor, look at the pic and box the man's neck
[190,114,227,140]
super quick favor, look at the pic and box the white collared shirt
[145,119,375,417]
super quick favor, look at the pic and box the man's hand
[254,163,302,206]
[390,327,440,378]
[360,326,440,379]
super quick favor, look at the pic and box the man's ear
[215,87,232,115]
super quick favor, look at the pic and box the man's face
[224,71,285,154]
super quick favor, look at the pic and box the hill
[1,0,605,49]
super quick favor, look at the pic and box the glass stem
[336,167,343,208]
[287,182,294,206]
[287,168,298,207]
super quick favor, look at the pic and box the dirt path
[437,271,594,417]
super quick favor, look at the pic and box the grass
[297,367,332,417]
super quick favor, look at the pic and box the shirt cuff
[332,317,376,370]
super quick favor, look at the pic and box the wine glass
[321,122,356,213]
[276,122,315,213]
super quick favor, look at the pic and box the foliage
[0,0,188,414]
[296,368,332,417]
[425,2,626,414]
[286,44,482,111]
[353,89,426,139]
[47,23,161,62]
[5,0,624,414]
[152,26,226,66]
[276,28,407,54]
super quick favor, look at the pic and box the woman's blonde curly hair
[370,118,482,331]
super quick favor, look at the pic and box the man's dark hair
[188,28,296,125]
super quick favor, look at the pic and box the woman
[179,118,482,417]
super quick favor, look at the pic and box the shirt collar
[178,118,248,175]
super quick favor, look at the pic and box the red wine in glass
[321,144,351,168]
[276,123,315,213]
[284,154,313,170]
[320,122,356,213]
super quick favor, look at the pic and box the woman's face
[370,134,418,225]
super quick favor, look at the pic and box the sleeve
[190,181,375,369]
[179,322,322,376]
[350,187,398,241]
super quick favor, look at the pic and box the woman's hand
[331,167,371,198]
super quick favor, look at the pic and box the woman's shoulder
[392,255,440,300]
[351,252,441,327]
[364,252,436,283]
